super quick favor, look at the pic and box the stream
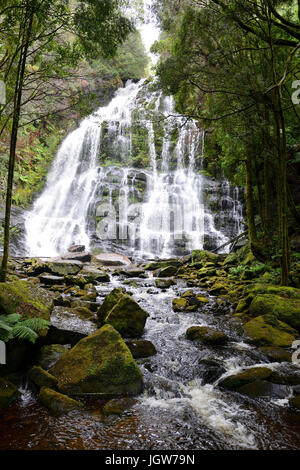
[1,272,300,450]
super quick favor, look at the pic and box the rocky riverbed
[0,245,300,450]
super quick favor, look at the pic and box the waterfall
[25,79,244,258]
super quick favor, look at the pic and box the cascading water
[25,80,244,258]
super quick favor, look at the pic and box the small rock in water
[102,397,137,416]
[186,326,228,345]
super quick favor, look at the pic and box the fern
[11,325,38,343]
[21,318,49,334]
[0,314,50,343]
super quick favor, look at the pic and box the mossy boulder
[28,366,58,389]
[155,279,175,289]
[64,275,88,288]
[103,294,149,338]
[209,283,229,296]
[237,380,290,399]
[244,315,297,347]
[38,387,82,415]
[172,297,188,312]
[50,324,143,396]
[37,344,68,370]
[192,250,220,265]
[97,288,126,324]
[260,346,292,363]
[48,261,83,276]
[186,326,228,345]
[289,395,300,410]
[0,280,53,322]
[103,397,137,416]
[0,377,19,410]
[249,294,300,330]
[125,340,157,358]
[158,266,178,277]
[223,253,238,266]
[145,260,182,271]
[219,367,273,390]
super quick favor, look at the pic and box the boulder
[0,280,53,322]
[145,259,182,271]
[172,297,188,312]
[260,346,292,363]
[51,306,96,336]
[158,266,178,277]
[37,344,68,370]
[186,326,228,345]
[103,294,149,338]
[42,325,86,347]
[28,366,58,389]
[97,288,126,324]
[0,377,19,410]
[249,294,300,331]
[125,340,157,358]
[121,268,146,278]
[103,397,137,416]
[68,245,85,253]
[38,387,82,415]
[93,253,131,266]
[50,324,143,396]
[289,395,300,410]
[237,380,291,399]
[198,360,226,385]
[218,367,273,390]
[155,279,175,289]
[61,252,91,262]
[48,261,83,276]
[38,274,65,286]
[209,283,229,296]
[243,315,297,347]
[192,250,220,265]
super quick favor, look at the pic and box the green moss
[192,250,220,264]
[38,387,82,415]
[244,315,297,347]
[219,367,273,390]
[249,294,300,330]
[50,324,143,396]
[28,366,58,389]
[186,326,228,345]
[97,288,125,324]
[0,377,19,410]
[37,344,67,370]
[105,294,149,338]
[0,281,53,321]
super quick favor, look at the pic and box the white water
[24,0,244,258]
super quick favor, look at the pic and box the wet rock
[192,250,220,265]
[243,315,297,347]
[38,387,82,415]
[54,295,71,308]
[37,344,68,370]
[219,367,273,390]
[198,360,226,385]
[249,294,300,331]
[289,395,300,410]
[237,380,291,399]
[93,253,131,266]
[125,340,157,358]
[61,252,91,263]
[186,326,228,345]
[64,275,88,288]
[260,346,292,363]
[209,283,229,296]
[0,280,54,323]
[28,366,58,389]
[121,268,146,278]
[172,297,188,312]
[97,288,126,324]
[145,259,182,271]
[155,279,175,289]
[158,266,178,277]
[235,299,248,314]
[103,294,149,338]
[103,397,137,416]
[39,274,65,286]
[42,325,86,347]
[0,377,19,410]
[268,367,300,386]
[68,245,85,253]
[51,306,96,336]
[50,324,143,396]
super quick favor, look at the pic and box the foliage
[0,313,50,343]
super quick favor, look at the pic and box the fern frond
[21,318,50,334]
[4,314,22,325]
[0,319,13,333]
[0,330,13,342]
[11,325,38,343]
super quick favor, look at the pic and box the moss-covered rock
[237,380,290,398]
[172,297,188,312]
[219,367,273,390]
[103,397,137,416]
[50,324,143,396]
[249,294,300,330]
[125,340,157,358]
[244,315,297,347]
[104,294,149,338]
[260,346,292,363]
[37,344,68,370]
[186,326,228,345]
[145,260,182,271]
[192,250,220,265]
[97,288,126,324]
[155,279,175,289]
[28,366,58,389]
[158,266,178,277]
[38,387,82,415]
[0,377,19,410]
[209,283,229,296]
[289,395,300,410]
[0,280,53,322]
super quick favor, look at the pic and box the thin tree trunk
[245,152,257,245]
[0,6,33,282]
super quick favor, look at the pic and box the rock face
[186,326,228,345]
[0,280,53,321]
[0,377,19,410]
[38,387,82,415]
[50,324,143,396]
[243,315,297,347]
[103,294,149,338]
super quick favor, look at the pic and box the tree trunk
[245,152,257,245]
[0,7,33,282]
